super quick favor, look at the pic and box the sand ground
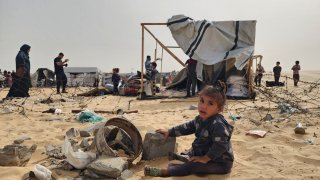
[0,71,319,180]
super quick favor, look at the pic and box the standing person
[185,58,197,97]
[273,61,282,85]
[145,55,152,72]
[254,64,265,86]
[112,68,121,95]
[291,61,301,86]
[54,52,68,94]
[144,85,234,177]
[7,44,31,98]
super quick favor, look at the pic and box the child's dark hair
[295,60,299,64]
[151,62,157,68]
[199,81,227,109]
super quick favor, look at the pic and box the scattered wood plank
[71,109,138,114]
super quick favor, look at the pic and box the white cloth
[167,15,256,70]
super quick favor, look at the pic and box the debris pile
[37,116,142,179]
[0,138,37,166]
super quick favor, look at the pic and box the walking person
[7,44,32,98]
[273,61,282,85]
[254,64,265,86]
[185,58,197,97]
[54,52,68,94]
[291,61,300,86]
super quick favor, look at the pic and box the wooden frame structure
[139,22,257,99]
[140,23,185,96]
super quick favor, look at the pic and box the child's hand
[156,129,169,140]
[189,155,211,164]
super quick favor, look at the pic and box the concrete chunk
[0,144,37,166]
[79,130,91,137]
[142,131,176,160]
[86,156,128,178]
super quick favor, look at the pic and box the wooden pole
[141,23,168,25]
[143,26,185,66]
[248,59,253,96]
[141,25,145,93]
[154,42,157,61]
[160,47,164,88]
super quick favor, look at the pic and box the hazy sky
[1,0,320,73]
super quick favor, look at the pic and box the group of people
[2,45,303,178]
[145,55,159,81]
[255,61,301,87]
[4,44,70,98]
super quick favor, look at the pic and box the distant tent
[31,68,55,87]
[167,15,256,99]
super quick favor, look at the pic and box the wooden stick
[71,110,138,114]
[160,100,198,103]
[141,23,168,25]
[141,25,145,93]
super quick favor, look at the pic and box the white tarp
[167,15,256,70]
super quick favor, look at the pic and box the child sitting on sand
[144,84,234,177]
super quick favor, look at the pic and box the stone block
[86,156,128,178]
[142,131,176,160]
[0,144,37,166]
[79,130,91,137]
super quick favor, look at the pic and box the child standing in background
[144,84,234,177]
[291,61,301,86]
[112,68,120,95]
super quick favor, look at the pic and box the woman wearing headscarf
[7,44,31,98]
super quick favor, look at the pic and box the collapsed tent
[166,68,202,90]
[31,68,55,87]
[167,15,256,98]
[167,14,256,70]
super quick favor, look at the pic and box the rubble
[189,105,197,110]
[80,138,91,149]
[45,144,64,159]
[263,114,273,121]
[85,156,128,179]
[0,143,37,166]
[79,130,91,137]
[246,130,267,138]
[96,117,143,163]
[66,128,79,138]
[142,131,176,160]
[294,123,306,134]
